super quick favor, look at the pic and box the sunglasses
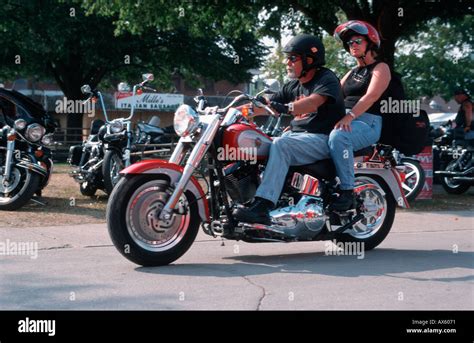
[346,38,364,46]
[286,55,301,63]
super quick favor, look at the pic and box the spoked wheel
[0,166,41,210]
[107,175,200,266]
[400,158,425,202]
[334,175,396,251]
[103,150,126,195]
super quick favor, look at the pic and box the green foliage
[0,0,267,99]
[395,15,473,100]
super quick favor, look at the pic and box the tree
[395,15,473,100]
[0,0,266,130]
[256,0,471,68]
[261,42,287,86]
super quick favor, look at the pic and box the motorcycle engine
[270,195,327,240]
[224,162,259,204]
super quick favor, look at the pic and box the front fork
[3,137,16,184]
[159,116,221,220]
[124,122,133,167]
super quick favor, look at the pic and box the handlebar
[196,93,277,118]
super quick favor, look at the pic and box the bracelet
[348,111,356,119]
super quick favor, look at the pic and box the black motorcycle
[0,88,56,210]
[68,84,112,196]
[102,73,177,194]
[434,124,474,194]
[68,117,107,196]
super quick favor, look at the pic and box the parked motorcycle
[106,89,408,266]
[0,88,56,210]
[68,117,107,196]
[102,74,177,194]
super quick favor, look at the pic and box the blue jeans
[255,131,330,205]
[328,112,382,190]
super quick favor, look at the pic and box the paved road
[0,211,472,310]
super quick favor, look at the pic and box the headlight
[25,123,46,142]
[41,133,54,146]
[174,104,199,137]
[14,119,27,130]
[109,120,124,134]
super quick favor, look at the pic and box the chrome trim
[159,114,220,220]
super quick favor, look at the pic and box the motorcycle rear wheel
[440,160,471,194]
[107,175,200,266]
[334,175,396,251]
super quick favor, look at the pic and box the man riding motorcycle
[234,34,346,224]
[453,88,473,142]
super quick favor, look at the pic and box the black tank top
[454,98,472,128]
[342,61,387,115]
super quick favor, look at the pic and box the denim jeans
[255,131,330,205]
[328,112,382,190]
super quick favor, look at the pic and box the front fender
[120,159,210,222]
[355,167,409,208]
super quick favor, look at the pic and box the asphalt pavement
[0,210,472,310]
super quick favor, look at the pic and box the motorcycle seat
[289,146,377,180]
[289,159,337,180]
[354,146,375,157]
[138,122,165,135]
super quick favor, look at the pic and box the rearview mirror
[117,82,130,92]
[81,84,91,95]
[142,73,154,82]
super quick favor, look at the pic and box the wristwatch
[288,102,294,114]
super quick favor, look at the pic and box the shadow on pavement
[136,249,474,282]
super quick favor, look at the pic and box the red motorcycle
[106,90,408,266]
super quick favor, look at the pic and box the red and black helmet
[333,20,381,52]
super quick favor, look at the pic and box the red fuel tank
[220,123,272,162]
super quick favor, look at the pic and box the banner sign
[115,92,183,112]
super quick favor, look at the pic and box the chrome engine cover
[269,195,327,240]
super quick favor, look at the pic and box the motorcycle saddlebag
[68,145,83,166]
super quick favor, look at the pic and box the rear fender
[355,167,409,208]
[120,159,210,222]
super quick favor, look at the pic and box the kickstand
[30,197,47,206]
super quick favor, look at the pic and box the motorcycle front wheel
[103,149,125,195]
[0,166,41,210]
[107,175,201,266]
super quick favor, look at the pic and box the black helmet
[283,34,325,76]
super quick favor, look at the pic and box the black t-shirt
[271,68,345,134]
[454,98,472,128]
